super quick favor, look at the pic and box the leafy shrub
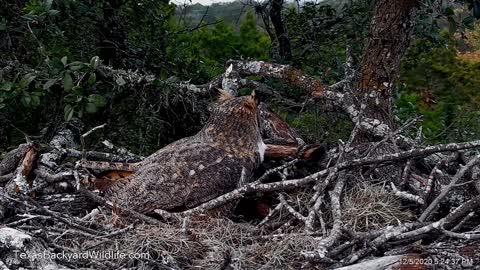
[397,30,480,143]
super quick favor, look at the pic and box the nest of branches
[1,116,480,270]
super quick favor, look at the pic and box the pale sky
[174,0,323,6]
[173,0,236,6]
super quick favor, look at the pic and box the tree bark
[0,116,8,149]
[269,0,292,61]
[98,0,128,68]
[0,227,69,269]
[355,0,420,141]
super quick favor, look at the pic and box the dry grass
[342,181,414,232]
[49,213,324,269]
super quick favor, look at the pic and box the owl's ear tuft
[217,89,234,103]
[243,90,259,111]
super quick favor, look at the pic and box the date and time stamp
[399,256,475,267]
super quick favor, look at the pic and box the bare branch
[279,193,307,222]
[303,173,346,261]
[397,195,480,241]
[440,225,480,240]
[420,155,480,222]
[390,182,424,205]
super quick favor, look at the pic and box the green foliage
[179,1,257,26]
[0,0,273,150]
[173,11,271,78]
[239,12,271,59]
[1,0,480,151]
[0,56,107,122]
[290,110,352,144]
[397,31,480,143]
[284,0,373,82]
[1,0,177,72]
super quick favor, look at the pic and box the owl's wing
[107,142,246,213]
[138,136,194,167]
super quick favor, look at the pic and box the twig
[397,195,480,241]
[3,193,100,235]
[303,173,346,262]
[366,116,421,157]
[81,208,100,221]
[81,124,106,159]
[279,193,307,222]
[257,202,283,227]
[438,212,475,241]
[424,152,458,200]
[440,226,480,240]
[6,214,53,227]
[66,148,143,162]
[420,155,480,222]
[82,124,106,138]
[400,159,413,188]
[254,159,298,184]
[0,173,13,183]
[342,222,419,265]
[390,182,424,205]
[306,119,360,233]
[78,185,162,225]
[98,224,134,238]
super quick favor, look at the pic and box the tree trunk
[269,0,292,61]
[98,0,128,68]
[0,115,8,149]
[355,0,420,141]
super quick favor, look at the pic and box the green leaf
[47,9,59,16]
[43,79,57,90]
[90,56,100,70]
[64,104,74,121]
[462,16,475,29]
[63,73,73,91]
[19,73,36,89]
[0,103,5,109]
[441,0,448,13]
[443,7,454,16]
[87,73,96,85]
[63,93,77,103]
[69,61,85,71]
[448,16,457,34]
[85,102,98,113]
[31,95,40,107]
[21,94,32,107]
[45,0,53,9]
[61,56,68,66]
[87,94,107,107]
[71,86,82,94]
[49,58,65,75]
[1,83,13,91]
[474,1,480,19]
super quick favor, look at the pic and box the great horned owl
[106,90,265,213]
